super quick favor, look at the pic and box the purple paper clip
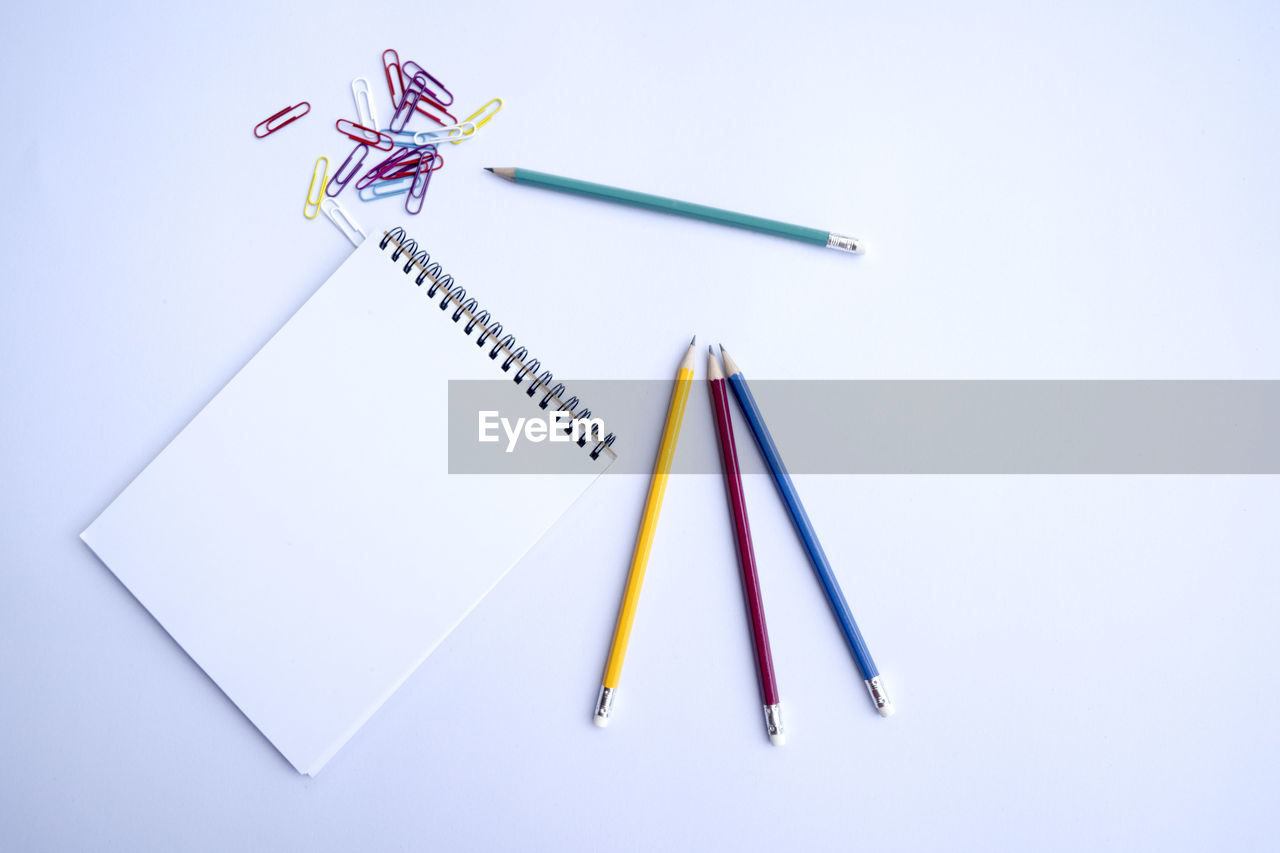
[335,119,394,151]
[355,144,432,191]
[326,143,370,198]
[381,150,443,181]
[254,102,310,138]
[399,62,456,126]
[401,61,454,107]
[388,73,428,133]
[405,152,435,215]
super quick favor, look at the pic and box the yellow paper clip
[304,156,329,219]
[450,98,502,144]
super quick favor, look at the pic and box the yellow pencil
[594,336,698,727]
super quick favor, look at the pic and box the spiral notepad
[81,227,616,775]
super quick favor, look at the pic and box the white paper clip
[320,197,366,246]
[380,123,476,148]
[352,78,380,133]
[357,176,415,202]
[412,122,476,145]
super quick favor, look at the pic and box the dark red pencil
[707,346,785,746]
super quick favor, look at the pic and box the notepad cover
[81,235,610,775]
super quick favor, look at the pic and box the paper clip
[381,151,443,181]
[381,129,422,148]
[304,156,329,219]
[255,102,310,138]
[320,198,366,247]
[358,176,415,202]
[405,154,435,215]
[414,122,476,144]
[382,50,405,115]
[352,78,380,132]
[382,124,473,147]
[388,73,428,133]
[412,97,455,127]
[378,152,431,180]
[398,61,457,126]
[326,143,370,198]
[451,99,502,144]
[377,146,435,183]
[335,119,394,151]
[354,145,432,191]
[400,61,454,107]
[378,147,442,179]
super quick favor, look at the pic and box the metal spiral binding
[379,227,617,461]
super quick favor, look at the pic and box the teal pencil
[484,167,863,254]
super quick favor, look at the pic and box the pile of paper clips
[254,49,502,246]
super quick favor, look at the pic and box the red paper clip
[413,96,456,127]
[380,152,444,181]
[254,102,310,138]
[379,147,441,175]
[335,119,394,151]
[380,145,439,181]
[355,145,430,191]
[382,50,405,115]
[381,52,455,127]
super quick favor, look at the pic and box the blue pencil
[719,345,894,717]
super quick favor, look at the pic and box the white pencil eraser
[879,703,895,718]
[593,716,609,728]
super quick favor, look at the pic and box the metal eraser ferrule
[763,703,785,740]
[826,233,864,254]
[865,675,893,716]
[594,686,615,725]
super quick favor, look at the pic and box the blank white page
[81,232,610,775]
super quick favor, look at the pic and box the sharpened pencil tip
[690,334,696,347]
[718,346,742,378]
[708,345,713,355]
[483,167,494,173]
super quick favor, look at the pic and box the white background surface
[2,1,1278,850]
